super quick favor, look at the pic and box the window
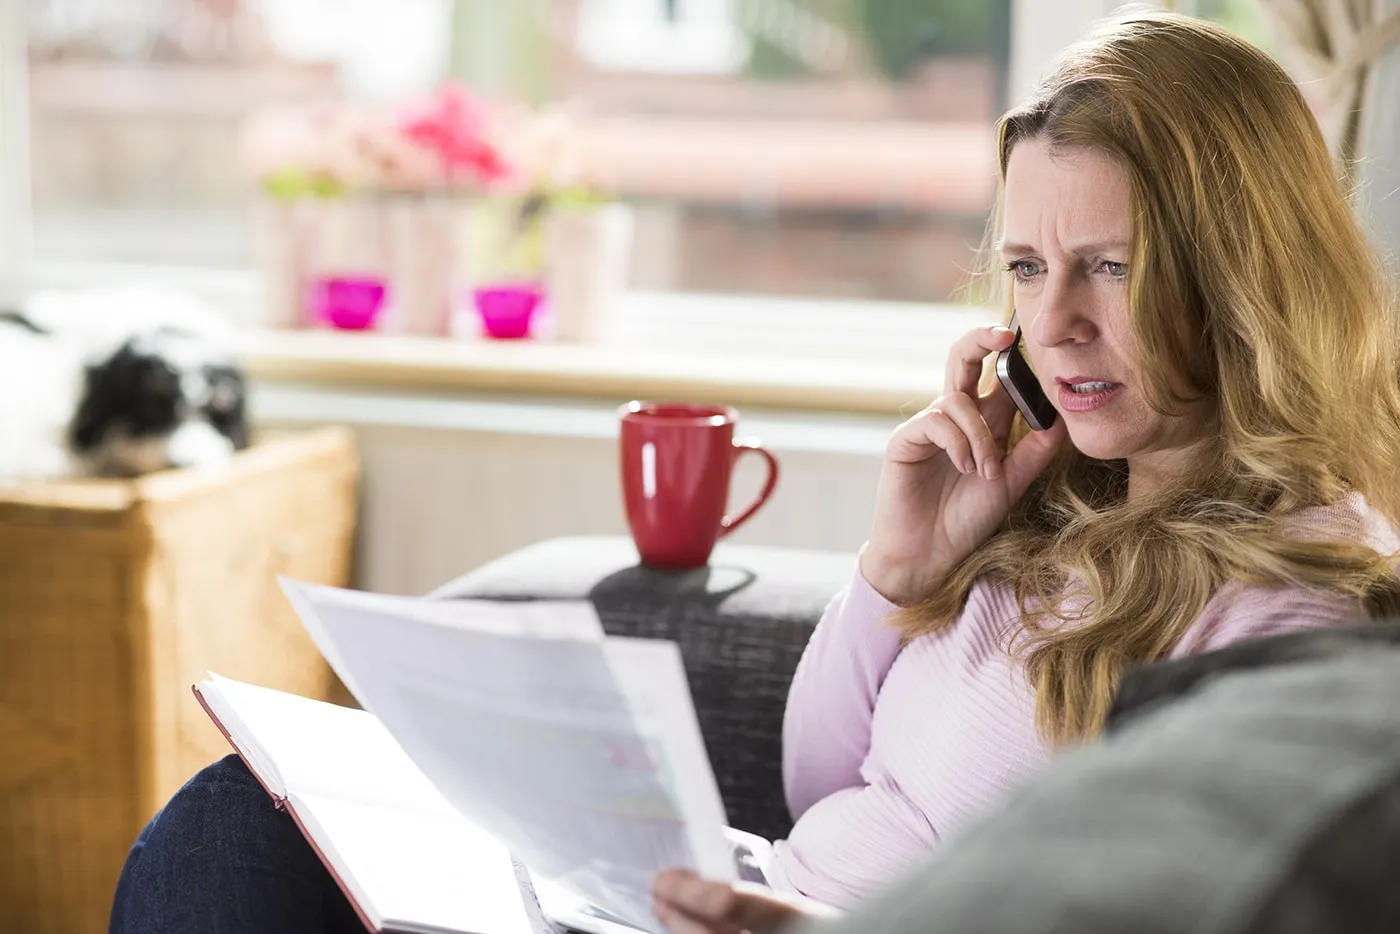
[25,0,454,267]
[551,0,1013,303]
[17,0,1014,308]
[26,2,1286,328]
[1178,0,1273,50]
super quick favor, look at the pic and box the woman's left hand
[651,869,838,934]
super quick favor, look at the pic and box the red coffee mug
[619,401,780,570]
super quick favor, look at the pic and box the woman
[653,10,1400,933]
[112,11,1400,934]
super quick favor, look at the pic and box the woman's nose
[1029,273,1094,347]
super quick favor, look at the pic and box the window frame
[0,0,32,286]
[1358,0,1400,258]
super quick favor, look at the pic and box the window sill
[6,259,997,415]
[236,328,944,416]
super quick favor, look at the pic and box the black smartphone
[995,311,1057,431]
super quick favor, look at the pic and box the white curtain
[1255,0,1400,194]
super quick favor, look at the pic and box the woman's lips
[1055,378,1123,414]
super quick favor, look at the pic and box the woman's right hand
[860,325,1068,606]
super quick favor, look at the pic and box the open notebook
[192,578,772,934]
[194,673,663,934]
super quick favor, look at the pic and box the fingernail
[983,459,1002,480]
[962,458,976,475]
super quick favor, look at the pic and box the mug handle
[719,438,780,538]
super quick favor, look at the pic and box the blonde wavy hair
[895,10,1400,744]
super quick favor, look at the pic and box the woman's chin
[1063,423,1134,461]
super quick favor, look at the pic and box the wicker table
[0,427,360,934]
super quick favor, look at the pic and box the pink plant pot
[473,283,545,340]
[310,276,388,331]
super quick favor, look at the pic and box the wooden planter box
[0,426,360,934]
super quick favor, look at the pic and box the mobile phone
[995,311,1058,431]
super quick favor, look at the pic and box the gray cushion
[797,638,1400,934]
[432,535,856,842]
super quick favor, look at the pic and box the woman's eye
[1007,260,1042,281]
[1101,260,1128,280]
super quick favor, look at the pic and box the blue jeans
[109,755,364,934]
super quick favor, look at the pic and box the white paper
[277,580,605,710]
[278,580,735,933]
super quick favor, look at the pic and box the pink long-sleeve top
[768,493,1400,907]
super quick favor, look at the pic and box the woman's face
[1000,138,1208,484]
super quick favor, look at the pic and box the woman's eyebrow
[997,239,1130,257]
[998,240,1036,256]
[1067,238,1131,256]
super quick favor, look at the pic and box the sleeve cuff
[848,564,903,623]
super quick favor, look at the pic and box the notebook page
[195,679,287,798]
[202,675,544,934]
[289,790,536,934]
[206,674,452,814]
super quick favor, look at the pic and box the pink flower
[355,109,446,193]
[398,83,515,188]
